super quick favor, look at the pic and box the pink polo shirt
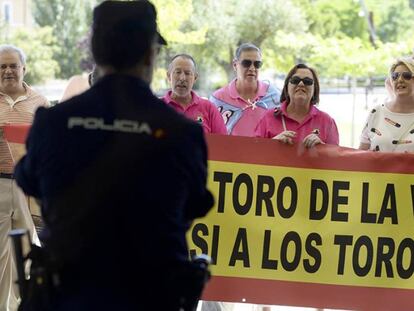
[255,101,339,145]
[210,79,278,137]
[162,90,227,135]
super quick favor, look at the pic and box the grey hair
[234,43,261,60]
[0,44,26,65]
[168,54,198,74]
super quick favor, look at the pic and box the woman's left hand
[303,133,324,148]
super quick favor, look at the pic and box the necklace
[243,98,257,111]
[281,113,320,135]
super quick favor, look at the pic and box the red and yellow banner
[4,124,414,310]
[189,134,414,311]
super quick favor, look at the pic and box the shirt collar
[164,90,199,106]
[281,100,318,118]
[0,82,31,106]
[229,79,268,100]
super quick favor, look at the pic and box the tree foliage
[0,26,59,84]
[156,0,307,87]
[33,0,99,79]
[24,0,414,87]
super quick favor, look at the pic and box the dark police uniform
[15,74,214,310]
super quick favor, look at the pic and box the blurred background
[2,0,413,145]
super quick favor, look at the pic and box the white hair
[0,44,26,65]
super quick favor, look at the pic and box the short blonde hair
[389,57,414,75]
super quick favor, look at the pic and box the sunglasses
[391,71,413,81]
[240,59,263,69]
[289,76,314,86]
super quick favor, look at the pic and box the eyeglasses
[391,71,413,81]
[289,76,314,86]
[240,59,262,69]
[0,64,21,71]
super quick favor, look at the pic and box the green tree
[303,0,367,39]
[372,0,414,43]
[33,0,98,79]
[172,0,307,86]
[308,37,411,78]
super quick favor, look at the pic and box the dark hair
[234,43,261,60]
[280,63,320,105]
[91,1,159,70]
[168,54,198,74]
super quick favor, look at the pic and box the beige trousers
[0,179,39,311]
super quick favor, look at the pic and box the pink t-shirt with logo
[255,101,339,145]
[210,79,279,137]
[162,90,227,135]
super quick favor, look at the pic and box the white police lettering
[67,117,152,135]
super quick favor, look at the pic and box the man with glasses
[0,44,47,311]
[210,43,280,136]
[163,54,227,134]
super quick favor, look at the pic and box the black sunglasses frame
[391,71,413,81]
[289,76,314,86]
[240,59,263,69]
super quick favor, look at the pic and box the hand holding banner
[191,134,414,311]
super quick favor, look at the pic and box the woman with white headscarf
[360,57,414,152]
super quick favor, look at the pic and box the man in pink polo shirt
[210,43,280,137]
[162,54,227,135]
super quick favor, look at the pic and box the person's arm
[359,142,371,150]
[325,117,340,145]
[209,104,227,135]
[14,108,48,197]
[254,116,268,138]
[60,75,90,102]
[359,110,375,150]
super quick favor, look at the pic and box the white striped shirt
[0,82,48,174]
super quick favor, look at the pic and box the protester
[59,66,100,102]
[0,44,47,311]
[255,63,339,147]
[162,54,227,134]
[210,43,280,136]
[59,73,90,102]
[15,1,213,310]
[359,57,414,152]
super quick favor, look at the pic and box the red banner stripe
[206,134,414,174]
[202,276,414,311]
[2,124,31,144]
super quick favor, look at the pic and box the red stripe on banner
[2,124,31,144]
[206,134,414,174]
[202,276,414,311]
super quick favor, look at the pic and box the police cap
[92,0,166,69]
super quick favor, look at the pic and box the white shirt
[360,104,414,152]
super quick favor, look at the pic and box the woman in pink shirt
[255,63,339,148]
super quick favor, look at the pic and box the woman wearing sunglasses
[359,57,414,152]
[255,63,339,148]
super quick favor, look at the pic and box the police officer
[14,1,214,310]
